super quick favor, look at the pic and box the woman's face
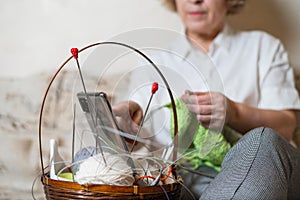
[175,0,228,38]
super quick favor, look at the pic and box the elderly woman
[114,0,300,199]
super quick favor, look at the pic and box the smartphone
[77,91,127,152]
[77,91,136,175]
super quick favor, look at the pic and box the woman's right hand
[112,101,143,135]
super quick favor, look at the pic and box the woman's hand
[181,90,297,140]
[112,101,143,134]
[181,90,234,129]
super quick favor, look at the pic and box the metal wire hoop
[38,41,179,176]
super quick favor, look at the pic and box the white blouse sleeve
[258,34,300,110]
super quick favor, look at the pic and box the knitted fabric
[165,98,231,171]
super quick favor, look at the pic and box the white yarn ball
[75,152,135,186]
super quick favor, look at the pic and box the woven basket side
[42,174,182,200]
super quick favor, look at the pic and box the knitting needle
[130,82,159,153]
[71,48,107,166]
[71,103,76,182]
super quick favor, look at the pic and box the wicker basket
[38,42,181,199]
[42,172,182,199]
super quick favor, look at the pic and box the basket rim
[42,172,183,195]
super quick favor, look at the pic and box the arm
[182,90,297,141]
[227,99,297,141]
[181,36,299,141]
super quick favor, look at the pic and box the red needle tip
[151,82,159,94]
[71,48,79,59]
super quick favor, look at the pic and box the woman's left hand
[181,90,234,129]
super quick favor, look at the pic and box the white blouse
[128,24,300,111]
[124,25,300,149]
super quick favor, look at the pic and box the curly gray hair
[162,0,246,15]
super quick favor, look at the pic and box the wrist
[226,99,239,126]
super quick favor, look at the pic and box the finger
[196,114,211,123]
[182,90,193,104]
[184,93,212,105]
[197,116,218,129]
[130,121,139,133]
[187,104,213,115]
[116,116,131,133]
[195,93,212,105]
[131,109,143,126]
[182,93,199,104]
[197,114,225,129]
[187,90,208,96]
[112,103,124,116]
[206,121,224,130]
[200,121,221,129]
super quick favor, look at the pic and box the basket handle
[38,42,178,176]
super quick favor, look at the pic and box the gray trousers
[180,127,300,200]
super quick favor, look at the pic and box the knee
[245,127,283,145]
[222,127,283,166]
[237,127,288,155]
[260,127,283,142]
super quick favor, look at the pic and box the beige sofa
[0,70,299,199]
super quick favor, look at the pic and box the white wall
[0,0,182,77]
[1,0,300,77]
[228,0,300,75]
